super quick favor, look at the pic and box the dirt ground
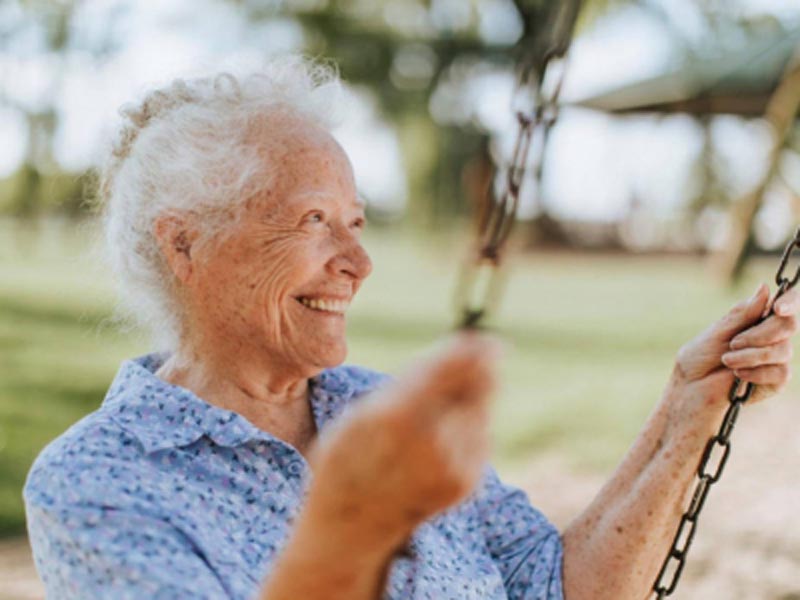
[3,392,799,600]
[0,537,41,600]
[509,390,800,600]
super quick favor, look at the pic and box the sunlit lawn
[0,218,790,536]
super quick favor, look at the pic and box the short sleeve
[474,466,564,599]
[26,502,231,600]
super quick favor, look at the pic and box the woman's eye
[304,211,325,224]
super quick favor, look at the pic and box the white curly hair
[99,56,344,355]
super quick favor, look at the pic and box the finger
[716,282,770,339]
[722,339,793,369]
[775,287,800,317]
[403,333,502,412]
[438,333,502,401]
[729,314,798,349]
[733,363,791,387]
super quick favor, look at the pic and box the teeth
[298,297,349,314]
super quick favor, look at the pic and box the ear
[153,214,200,284]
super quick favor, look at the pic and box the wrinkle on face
[180,113,370,389]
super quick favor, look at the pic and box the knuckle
[771,317,796,343]
[719,312,738,331]
[732,299,749,313]
[757,347,770,362]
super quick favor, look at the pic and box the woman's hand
[563,282,800,600]
[264,333,500,600]
[666,282,799,443]
[302,332,501,555]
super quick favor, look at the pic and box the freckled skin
[263,333,502,600]
[562,283,800,598]
[155,116,370,453]
[189,130,370,379]
[152,113,800,600]
[152,117,505,600]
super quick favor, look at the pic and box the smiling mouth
[294,296,350,315]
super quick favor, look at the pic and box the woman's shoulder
[24,352,170,495]
[23,409,145,509]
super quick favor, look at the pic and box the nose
[328,236,372,282]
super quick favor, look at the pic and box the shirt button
[287,461,304,477]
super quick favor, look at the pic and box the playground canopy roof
[571,23,800,116]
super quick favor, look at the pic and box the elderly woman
[24,58,799,600]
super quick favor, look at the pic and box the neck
[155,345,319,454]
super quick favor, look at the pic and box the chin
[310,340,348,370]
[325,346,348,368]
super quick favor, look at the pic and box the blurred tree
[572,0,800,266]
[7,0,793,259]
[640,1,800,273]
[724,57,800,281]
[230,1,541,227]
[0,0,125,217]
[0,0,653,230]
[5,0,576,226]
[233,0,529,228]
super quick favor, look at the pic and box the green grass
[0,218,793,536]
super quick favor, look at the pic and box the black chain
[653,226,800,598]
[455,1,582,330]
[452,0,800,593]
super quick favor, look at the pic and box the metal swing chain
[449,0,800,594]
[455,12,578,330]
[453,82,536,330]
[653,226,800,598]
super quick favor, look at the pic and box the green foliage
[236,0,526,226]
[0,168,91,218]
[0,221,148,535]
[0,0,630,223]
[2,220,793,536]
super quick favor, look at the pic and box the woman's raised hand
[303,332,501,555]
[262,334,501,600]
[667,283,799,443]
[559,283,799,600]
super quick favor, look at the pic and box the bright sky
[1,0,798,231]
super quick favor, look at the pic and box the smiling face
[181,115,372,378]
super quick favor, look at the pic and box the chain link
[451,4,800,597]
[653,226,800,598]
[455,3,582,329]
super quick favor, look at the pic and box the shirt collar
[101,352,358,454]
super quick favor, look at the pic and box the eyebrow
[292,191,365,211]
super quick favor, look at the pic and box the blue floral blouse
[24,353,564,599]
